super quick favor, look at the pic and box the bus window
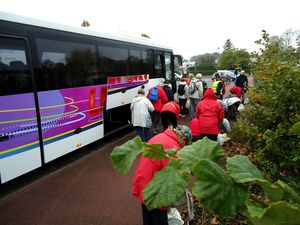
[164,54,172,82]
[174,55,182,78]
[0,37,32,96]
[36,39,97,90]
[129,48,141,75]
[153,50,163,78]
[98,44,129,76]
[141,48,153,75]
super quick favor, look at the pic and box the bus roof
[0,11,172,51]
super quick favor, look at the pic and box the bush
[192,63,217,75]
[231,30,300,178]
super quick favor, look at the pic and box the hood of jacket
[202,88,217,101]
[133,94,145,103]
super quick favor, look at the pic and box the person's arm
[218,105,225,123]
[168,88,174,101]
[197,81,203,98]
[216,82,223,96]
[160,87,169,103]
[175,102,180,119]
[146,99,154,112]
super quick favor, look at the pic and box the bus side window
[36,38,97,90]
[98,44,130,77]
[164,54,172,82]
[141,48,153,75]
[0,37,32,96]
[153,50,163,78]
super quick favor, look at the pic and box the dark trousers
[141,204,168,225]
[151,111,161,132]
[161,111,177,131]
[178,98,187,115]
[135,127,151,142]
[200,134,218,141]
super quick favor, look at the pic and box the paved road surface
[0,131,142,225]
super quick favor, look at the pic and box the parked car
[212,70,236,82]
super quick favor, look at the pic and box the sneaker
[181,115,186,118]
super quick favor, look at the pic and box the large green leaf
[247,201,300,225]
[192,160,248,217]
[227,155,264,183]
[245,200,265,218]
[258,180,284,202]
[141,142,169,160]
[276,180,300,205]
[227,155,284,202]
[143,158,189,210]
[290,121,300,136]
[177,137,224,170]
[110,136,143,174]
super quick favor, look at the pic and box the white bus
[0,12,182,184]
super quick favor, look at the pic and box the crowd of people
[129,70,248,225]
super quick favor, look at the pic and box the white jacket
[130,94,154,128]
[189,79,203,100]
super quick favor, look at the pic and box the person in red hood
[160,101,180,131]
[147,85,168,134]
[229,86,242,98]
[195,88,224,141]
[189,118,201,142]
[132,125,192,225]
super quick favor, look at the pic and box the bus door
[0,36,42,184]
[170,54,182,93]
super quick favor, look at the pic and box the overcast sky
[2,0,300,59]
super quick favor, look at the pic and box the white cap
[196,73,202,79]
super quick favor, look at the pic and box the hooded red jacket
[161,101,180,119]
[132,129,181,205]
[147,85,168,111]
[229,86,242,98]
[189,118,201,136]
[195,88,224,134]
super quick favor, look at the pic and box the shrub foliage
[232,30,300,177]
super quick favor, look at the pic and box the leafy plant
[231,30,300,177]
[111,136,300,225]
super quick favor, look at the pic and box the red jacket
[189,118,201,136]
[161,101,180,119]
[147,85,168,111]
[195,88,224,134]
[229,86,242,98]
[132,129,181,205]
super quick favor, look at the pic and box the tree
[223,39,234,51]
[281,29,295,49]
[217,48,250,70]
[196,53,217,64]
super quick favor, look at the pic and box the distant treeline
[188,64,217,76]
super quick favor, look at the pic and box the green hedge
[189,63,217,75]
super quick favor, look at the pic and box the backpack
[148,86,159,102]
[188,81,199,95]
[202,81,208,93]
[177,84,186,96]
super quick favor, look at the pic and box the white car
[212,70,236,81]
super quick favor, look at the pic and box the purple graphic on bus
[0,85,105,158]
